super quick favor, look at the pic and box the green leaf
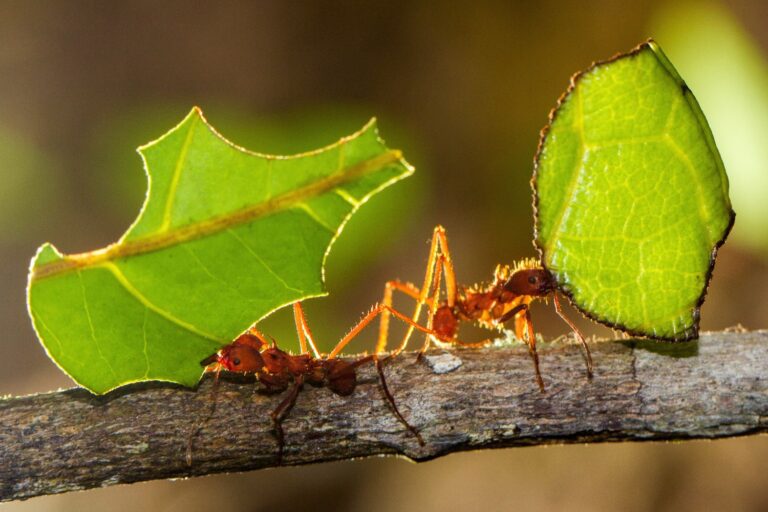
[533,40,734,340]
[27,107,412,393]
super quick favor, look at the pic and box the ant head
[503,267,556,297]
[217,343,265,373]
[200,330,268,373]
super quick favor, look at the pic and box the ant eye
[528,275,538,284]
[232,357,241,366]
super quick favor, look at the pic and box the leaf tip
[136,106,206,155]
[30,242,63,270]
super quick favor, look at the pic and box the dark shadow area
[620,338,700,358]
[61,380,196,405]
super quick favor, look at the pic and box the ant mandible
[375,225,593,391]
[198,301,438,462]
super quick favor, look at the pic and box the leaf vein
[295,203,335,233]
[226,229,304,295]
[544,89,587,257]
[182,244,259,303]
[663,134,709,227]
[100,262,221,344]
[33,151,401,280]
[78,270,119,381]
[141,308,150,379]
[160,115,199,233]
[32,312,64,355]
[334,188,360,206]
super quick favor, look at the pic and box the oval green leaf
[533,40,734,340]
[27,108,412,393]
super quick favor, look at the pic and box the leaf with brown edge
[533,40,734,340]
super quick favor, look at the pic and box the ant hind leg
[327,304,442,445]
[293,302,320,358]
[374,355,425,446]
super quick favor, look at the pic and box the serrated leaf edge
[30,108,412,281]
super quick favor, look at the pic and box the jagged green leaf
[27,108,412,393]
[533,40,734,340]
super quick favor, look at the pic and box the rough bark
[1,330,766,502]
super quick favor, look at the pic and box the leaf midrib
[32,150,402,280]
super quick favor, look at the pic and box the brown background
[1,1,766,510]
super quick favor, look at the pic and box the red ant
[195,301,438,463]
[375,225,593,391]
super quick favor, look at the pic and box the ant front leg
[269,375,304,464]
[552,294,593,379]
[500,303,546,392]
[186,366,223,466]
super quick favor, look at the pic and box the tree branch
[1,330,766,502]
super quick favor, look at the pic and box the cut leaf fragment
[533,40,734,340]
[27,108,412,393]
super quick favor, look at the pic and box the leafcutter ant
[193,301,437,464]
[375,225,593,391]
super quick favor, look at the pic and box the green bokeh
[0,126,61,241]
[652,1,768,253]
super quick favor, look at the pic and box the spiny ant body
[376,225,593,391]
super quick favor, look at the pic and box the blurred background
[1,0,766,510]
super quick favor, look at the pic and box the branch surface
[1,330,766,501]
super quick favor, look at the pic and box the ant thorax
[458,283,533,331]
[456,258,546,330]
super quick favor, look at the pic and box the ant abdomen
[433,305,458,339]
[325,359,357,396]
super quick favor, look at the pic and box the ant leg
[375,280,425,354]
[293,302,320,358]
[520,308,546,393]
[186,366,223,466]
[384,226,457,357]
[500,303,545,392]
[434,227,458,309]
[418,255,447,357]
[381,261,486,356]
[514,314,527,343]
[349,354,425,446]
[270,375,304,464]
[292,302,309,355]
[330,304,445,359]
[375,355,425,445]
[388,280,422,300]
[325,304,436,445]
[553,294,593,379]
[325,303,454,444]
